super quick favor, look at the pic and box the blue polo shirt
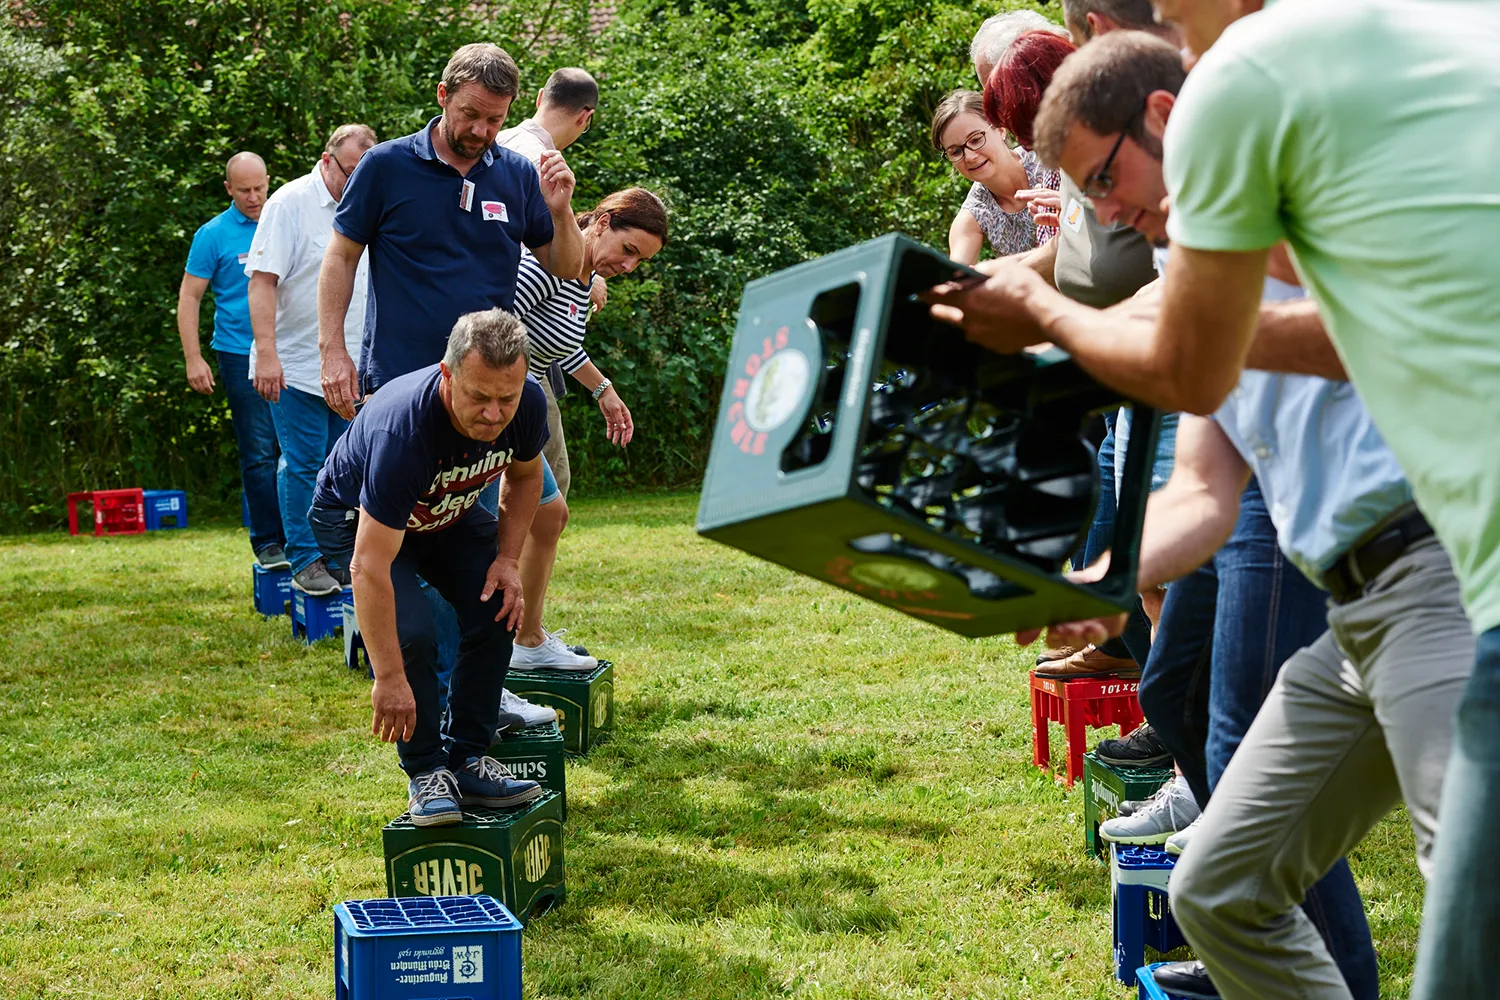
[184,203,258,354]
[333,116,556,390]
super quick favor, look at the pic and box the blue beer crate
[253,563,293,617]
[1136,962,1192,1000]
[142,489,188,530]
[1112,845,1188,987]
[334,895,522,1000]
[292,586,352,643]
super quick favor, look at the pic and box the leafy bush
[1,0,1058,528]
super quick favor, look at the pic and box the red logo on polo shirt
[569,303,579,318]
[481,200,509,222]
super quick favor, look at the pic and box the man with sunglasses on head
[245,124,378,597]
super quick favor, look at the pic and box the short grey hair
[325,123,377,154]
[443,308,530,372]
[441,42,520,98]
[971,10,1067,73]
[1059,0,1160,34]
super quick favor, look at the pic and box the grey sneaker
[291,558,342,596]
[255,543,291,570]
[1099,775,1200,845]
[407,768,463,827]
[1165,816,1202,856]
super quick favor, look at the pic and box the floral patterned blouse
[960,147,1060,256]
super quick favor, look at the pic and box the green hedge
[0,0,1057,528]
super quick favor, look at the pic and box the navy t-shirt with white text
[314,365,548,532]
[333,117,555,390]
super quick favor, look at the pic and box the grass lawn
[0,492,1424,999]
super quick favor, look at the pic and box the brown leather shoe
[1034,644,1141,679]
[1034,644,1082,665]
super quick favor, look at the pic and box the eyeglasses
[941,128,991,163]
[1082,110,1140,200]
[329,153,356,179]
[580,107,596,136]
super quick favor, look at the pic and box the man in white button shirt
[246,123,377,596]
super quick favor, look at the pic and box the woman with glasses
[931,89,1059,265]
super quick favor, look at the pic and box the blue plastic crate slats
[343,895,517,932]
[1116,846,1178,871]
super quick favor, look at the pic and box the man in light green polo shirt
[923,2,1500,996]
[1163,6,1500,997]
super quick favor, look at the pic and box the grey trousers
[1169,536,1473,1000]
[538,375,570,501]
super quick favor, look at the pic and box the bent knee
[1169,837,1277,938]
[531,497,568,539]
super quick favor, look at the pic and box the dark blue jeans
[268,386,349,575]
[1139,479,1379,1000]
[1412,625,1500,999]
[309,505,512,777]
[216,350,284,554]
[1083,414,1149,664]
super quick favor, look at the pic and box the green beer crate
[1083,752,1175,859]
[695,233,1161,638]
[505,662,614,755]
[486,722,567,818]
[383,791,565,922]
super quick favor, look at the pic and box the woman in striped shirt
[508,188,669,671]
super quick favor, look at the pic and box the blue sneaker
[407,768,462,827]
[455,756,544,808]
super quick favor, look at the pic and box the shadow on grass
[997,853,1112,911]
[578,693,951,848]
[527,922,792,999]
[554,838,901,933]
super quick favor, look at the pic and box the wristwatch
[592,378,612,401]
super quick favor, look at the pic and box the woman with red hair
[983,29,1077,240]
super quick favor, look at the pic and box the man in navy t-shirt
[311,308,549,825]
[316,42,585,414]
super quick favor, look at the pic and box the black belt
[1324,506,1434,604]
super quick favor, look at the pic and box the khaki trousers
[1168,537,1473,1000]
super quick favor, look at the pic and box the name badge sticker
[1064,198,1085,233]
[236,252,249,265]
[460,179,475,213]
[481,200,509,222]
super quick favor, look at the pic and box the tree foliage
[1,0,1059,527]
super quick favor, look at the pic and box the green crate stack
[383,791,565,921]
[1082,752,1175,859]
[505,662,614,755]
[486,722,568,818]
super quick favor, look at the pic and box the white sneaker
[1164,816,1201,856]
[501,688,556,727]
[1099,775,1201,846]
[510,629,599,672]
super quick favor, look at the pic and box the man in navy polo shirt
[317,42,584,417]
[178,151,288,568]
[310,308,548,825]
